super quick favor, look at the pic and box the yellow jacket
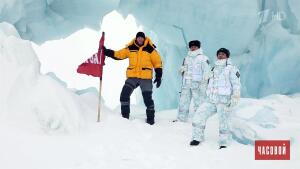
[113,37,162,79]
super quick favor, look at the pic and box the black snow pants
[119,78,155,124]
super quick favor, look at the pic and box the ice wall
[241,0,300,97]
[1,0,300,110]
[117,0,300,109]
[0,0,119,43]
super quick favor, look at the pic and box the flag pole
[97,32,105,122]
[97,77,103,122]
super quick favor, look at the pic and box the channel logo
[255,140,290,160]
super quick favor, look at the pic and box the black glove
[103,46,114,58]
[103,46,123,60]
[154,77,161,88]
[153,68,162,88]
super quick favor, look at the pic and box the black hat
[188,40,201,48]
[217,48,230,58]
[136,32,146,39]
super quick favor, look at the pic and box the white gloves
[179,66,187,74]
[203,70,213,81]
[224,95,240,112]
[229,95,240,108]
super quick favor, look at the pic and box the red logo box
[255,140,290,160]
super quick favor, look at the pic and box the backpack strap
[181,58,186,76]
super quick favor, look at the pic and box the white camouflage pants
[177,80,206,122]
[192,101,232,146]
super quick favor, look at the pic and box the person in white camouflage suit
[190,48,241,149]
[174,40,211,122]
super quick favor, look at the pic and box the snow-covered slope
[0,22,101,133]
[0,93,299,169]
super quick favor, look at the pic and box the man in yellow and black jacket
[103,32,163,125]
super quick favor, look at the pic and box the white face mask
[188,48,203,57]
[215,58,227,66]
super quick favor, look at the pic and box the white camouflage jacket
[206,58,241,104]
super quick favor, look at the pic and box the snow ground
[0,94,299,169]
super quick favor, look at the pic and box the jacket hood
[127,37,155,48]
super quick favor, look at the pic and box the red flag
[77,32,105,78]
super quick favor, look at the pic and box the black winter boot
[121,105,130,119]
[190,140,201,146]
[219,146,227,149]
[146,110,155,125]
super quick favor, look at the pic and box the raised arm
[104,46,129,60]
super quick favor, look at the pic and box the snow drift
[0,92,299,169]
[0,22,97,133]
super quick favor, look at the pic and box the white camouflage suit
[177,48,210,122]
[192,58,241,146]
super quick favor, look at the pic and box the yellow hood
[126,37,155,48]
